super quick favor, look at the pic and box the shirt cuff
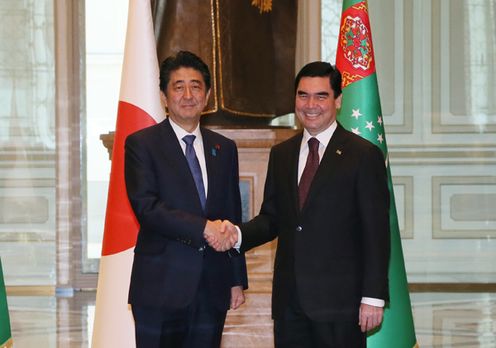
[361,297,385,307]
[234,225,242,250]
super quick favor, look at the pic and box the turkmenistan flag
[335,1,418,347]
[0,258,13,348]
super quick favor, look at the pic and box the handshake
[203,220,238,252]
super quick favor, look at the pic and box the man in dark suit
[124,51,248,348]
[213,62,390,347]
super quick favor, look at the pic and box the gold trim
[251,0,272,13]
[409,283,496,292]
[0,232,54,242]
[0,179,54,187]
[220,105,275,117]
[214,0,224,112]
[351,3,368,13]
[215,0,275,117]
[207,0,218,114]
[6,286,55,296]
[413,343,419,348]
[0,338,13,348]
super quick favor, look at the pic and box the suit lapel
[288,133,303,215]
[158,119,188,168]
[200,128,217,213]
[158,119,205,213]
[301,124,349,213]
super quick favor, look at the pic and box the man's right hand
[203,219,238,251]
[221,220,239,249]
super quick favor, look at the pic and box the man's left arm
[357,144,391,330]
[225,142,248,301]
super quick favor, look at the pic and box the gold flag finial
[251,0,272,13]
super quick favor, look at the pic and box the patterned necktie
[298,137,320,210]
[182,135,206,211]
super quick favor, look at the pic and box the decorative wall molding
[392,176,414,239]
[432,176,496,238]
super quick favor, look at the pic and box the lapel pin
[336,149,342,155]
[211,144,221,157]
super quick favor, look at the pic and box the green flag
[335,1,418,347]
[0,258,12,348]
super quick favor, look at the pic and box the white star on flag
[351,127,361,135]
[365,121,375,131]
[377,133,384,143]
[377,116,383,125]
[351,109,362,119]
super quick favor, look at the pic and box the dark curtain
[151,0,297,126]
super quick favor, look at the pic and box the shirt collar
[301,121,337,149]
[169,117,202,143]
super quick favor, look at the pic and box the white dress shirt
[298,121,337,183]
[168,118,208,197]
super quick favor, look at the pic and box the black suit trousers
[132,271,227,348]
[273,281,366,348]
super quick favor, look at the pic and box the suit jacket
[125,118,248,311]
[241,123,390,322]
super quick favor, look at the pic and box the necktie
[182,135,206,211]
[298,137,320,210]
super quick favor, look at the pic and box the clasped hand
[203,220,238,252]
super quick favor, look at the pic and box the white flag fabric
[91,0,165,346]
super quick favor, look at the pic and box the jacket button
[296,226,302,232]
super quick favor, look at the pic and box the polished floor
[6,291,496,347]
